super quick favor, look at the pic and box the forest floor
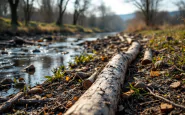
[0,28,185,114]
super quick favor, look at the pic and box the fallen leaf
[160,103,173,113]
[150,71,160,77]
[170,81,181,89]
[46,94,53,98]
[66,76,70,82]
[66,101,73,108]
[73,96,79,101]
[122,90,135,99]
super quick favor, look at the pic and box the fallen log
[141,48,153,65]
[65,41,140,115]
[0,92,24,113]
[83,66,105,89]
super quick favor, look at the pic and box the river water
[0,32,117,97]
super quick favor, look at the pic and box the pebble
[170,81,181,89]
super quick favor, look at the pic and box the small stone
[154,60,163,69]
[15,82,25,88]
[160,103,173,113]
[118,105,124,111]
[66,101,73,108]
[28,87,43,94]
[34,95,41,99]
[24,64,35,72]
[170,81,181,89]
[134,81,147,89]
[32,49,40,53]
[147,83,158,89]
[122,90,135,99]
[0,78,14,85]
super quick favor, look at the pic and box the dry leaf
[150,71,160,77]
[66,76,70,82]
[160,103,173,113]
[46,94,53,98]
[73,96,79,101]
[66,101,73,108]
[170,81,181,89]
[122,90,135,99]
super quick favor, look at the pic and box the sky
[35,0,179,15]
[94,0,179,15]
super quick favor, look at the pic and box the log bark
[83,66,104,89]
[141,48,152,65]
[0,92,24,113]
[65,41,140,115]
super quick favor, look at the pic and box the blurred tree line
[125,0,185,31]
[0,0,124,32]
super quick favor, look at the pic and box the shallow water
[0,32,117,97]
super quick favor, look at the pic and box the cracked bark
[65,41,141,115]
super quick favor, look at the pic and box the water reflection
[0,32,117,96]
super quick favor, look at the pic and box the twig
[146,87,185,109]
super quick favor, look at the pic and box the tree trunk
[0,92,24,113]
[56,5,62,25]
[8,0,19,27]
[141,48,152,65]
[65,41,141,115]
[73,10,79,25]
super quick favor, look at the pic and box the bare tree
[8,0,20,26]
[128,0,162,26]
[39,0,54,23]
[22,0,34,26]
[73,0,90,25]
[56,0,70,26]
[176,0,185,18]
[0,0,8,17]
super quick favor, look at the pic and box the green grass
[0,17,102,35]
[138,28,185,71]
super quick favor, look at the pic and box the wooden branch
[0,92,24,113]
[65,42,140,115]
[0,98,55,105]
[126,37,133,44]
[147,87,185,109]
[83,66,104,89]
[141,48,152,65]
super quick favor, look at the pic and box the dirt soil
[1,33,185,115]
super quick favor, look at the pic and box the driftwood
[83,66,105,89]
[0,92,24,113]
[141,48,152,65]
[65,41,140,115]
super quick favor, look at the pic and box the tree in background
[39,0,54,23]
[22,0,34,26]
[0,0,8,17]
[98,2,108,30]
[176,0,185,18]
[8,0,20,26]
[56,0,70,26]
[73,0,90,25]
[127,0,162,26]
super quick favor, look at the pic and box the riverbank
[0,29,185,114]
[0,17,102,39]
